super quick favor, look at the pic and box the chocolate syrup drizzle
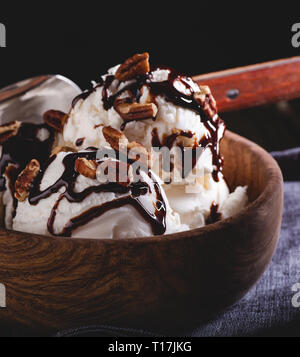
[205,202,222,225]
[28,149,166,236]
[150,128,201,179]
[72,65,225,182]
[72,82,103,108]
[151,128,194,150]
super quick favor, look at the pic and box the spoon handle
[193,56,300,112]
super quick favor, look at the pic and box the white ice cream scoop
[11,149,186,238]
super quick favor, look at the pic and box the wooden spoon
[192,56,300,112]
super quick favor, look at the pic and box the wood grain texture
[193,56,300,112]
[0,131,283,333]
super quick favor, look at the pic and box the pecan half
[102,126,129,151]
[51,146,76,156]
[0,121,21,144]
[14,159,40,202]
[115,52,150,82]
[102,126,149,167]
[43,110,68,133]
[193,85,211,103]
[114,101,157,121]
[75,158,98,179]
[194,86,217,119]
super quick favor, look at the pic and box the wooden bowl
[0,130,283,334]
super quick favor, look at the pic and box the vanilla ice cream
[61,52,247,228]
[0,52,248,238]
[11,149,186,238]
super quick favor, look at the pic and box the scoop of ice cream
[11,149,186,239]
[164,175,248,228]
[1,53,248,238]
[61,53,246,228]
[62,55,224,187]
[64,66,212,149]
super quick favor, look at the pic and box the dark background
[1,3,300,151]
[1,3,298,89]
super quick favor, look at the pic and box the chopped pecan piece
[43,110,68,133]
[75,158,98,179]
[194,86,217,119]
[102,126,129,151]
[14,159,40,202]
[0,121,21,144]
[193,85,211,103]
[171,128,196,147]
[102,126,149,167]
[114,101,157,121]
[115,52,150,81]
[51,146,76,156]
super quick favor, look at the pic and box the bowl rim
[1,130,283,245]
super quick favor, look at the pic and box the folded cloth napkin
[55,148,300,337]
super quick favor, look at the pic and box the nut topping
[75,158,98,179]
[115,52,150,82]
[171,128,196,148]
[102,126,129,151]
[194,86,217,119]
[114,101,158,122]
[193,85,211,103]
[14,159,40,202]
[43,110,68,133]
[102,126,149,167]
[0,121,21,144]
